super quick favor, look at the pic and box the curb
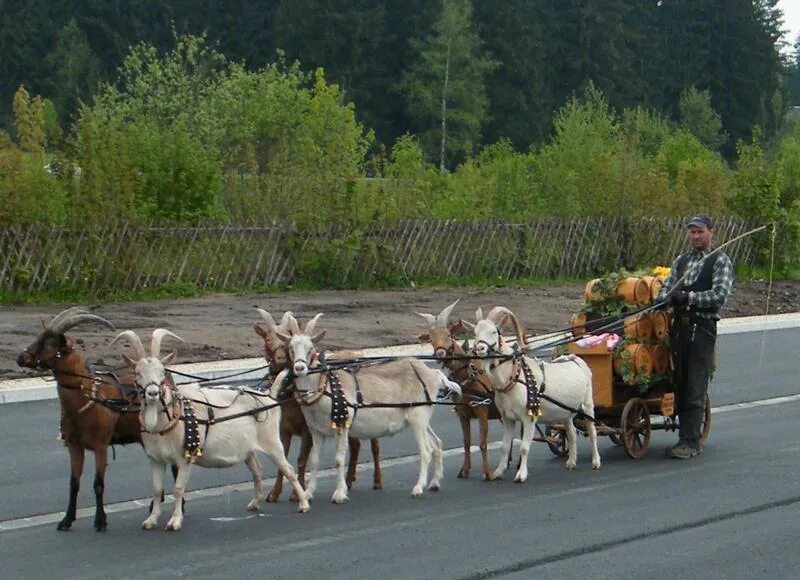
[3,312,798,405]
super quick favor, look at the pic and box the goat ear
[311,330,326,344]
[475,307,484,322]
[461,319,476,331]
[122,353,137,368]
[417,332,431,342]
[253,324,267,339]
[449,319,464,336]
[276,331,292,345]
[161,351,176,364]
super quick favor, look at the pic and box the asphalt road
[1,327,799,579]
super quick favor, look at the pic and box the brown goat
[417,301,502,480]
[16,307,142,531]
[255,310,382,502]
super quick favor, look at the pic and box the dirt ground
[4,279,799,380]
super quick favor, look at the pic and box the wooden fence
[0,217,763,295]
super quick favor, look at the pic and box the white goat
[465,307,601,482]
[112,329,309,531]
[272,313,462,503]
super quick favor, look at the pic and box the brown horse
[255,310,382,502]
[17,307,148,531]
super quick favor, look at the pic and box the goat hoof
[165,521,181,532]
[428,482,441,492]
[513,474,527,483]
[457,467,469,478]
[411,487,424,498]
[331,493,349,504]
[94,522,108,532]
[297,503,310,513]
[372,482,382,490]
[246,501,261,512]
[565,462,577,471]
[592,461,602,470]
[142,521,157,530]
[266,492,280,503]
[56,519,73,531]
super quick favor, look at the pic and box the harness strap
[327,369,349,431]
[181,397,203,462]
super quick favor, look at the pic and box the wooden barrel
[570,312,587,337]
[623,313,653,339]
[613,343,654,385]
[650,344,670,374]
[641,275,664,302]
[616,277,650,306]
[584,278,604,302]
[649,310,670,340]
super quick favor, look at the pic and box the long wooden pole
[664,222,772,298]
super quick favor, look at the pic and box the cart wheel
[546,426,568,458]
[698,393,712,444]
[620,398,651,459]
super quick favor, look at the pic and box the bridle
[288,347,322,402]
[23,342,74,371]
[138,376,182,435]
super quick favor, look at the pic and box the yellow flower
[652,266,671,277]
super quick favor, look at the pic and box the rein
[46,365,141,414]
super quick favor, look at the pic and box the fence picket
[0,217,769,295]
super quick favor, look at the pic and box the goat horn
[151,329,183,359]
[304,313,324,336]
[416,312,437,327]
[51,313,115,335]
[280,311,294,329]
[110,330,146,361]
[437,298,460,327]
[286,313,300,335]
[256,308,276,331]
[48,306,90,330]
[487,307,526,346]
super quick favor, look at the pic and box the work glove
[669,290,689,307]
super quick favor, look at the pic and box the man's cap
[686,214,713,229]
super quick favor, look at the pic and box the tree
[678,86,726,151]
[12,86,45,153]
[43,19,102,125]
[401,0,497,171]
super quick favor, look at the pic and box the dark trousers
[670,315,716,445]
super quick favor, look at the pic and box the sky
[779,0,800,55]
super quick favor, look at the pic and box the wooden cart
[544,342,711,459]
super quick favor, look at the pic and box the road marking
[711,393,800,414]
[2,393,799,532]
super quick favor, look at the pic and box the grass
[0,267,796,306]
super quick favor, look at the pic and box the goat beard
[141,402,161,433]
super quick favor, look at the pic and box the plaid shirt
[657,247,734,320]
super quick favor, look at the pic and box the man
[658,214,734,459]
